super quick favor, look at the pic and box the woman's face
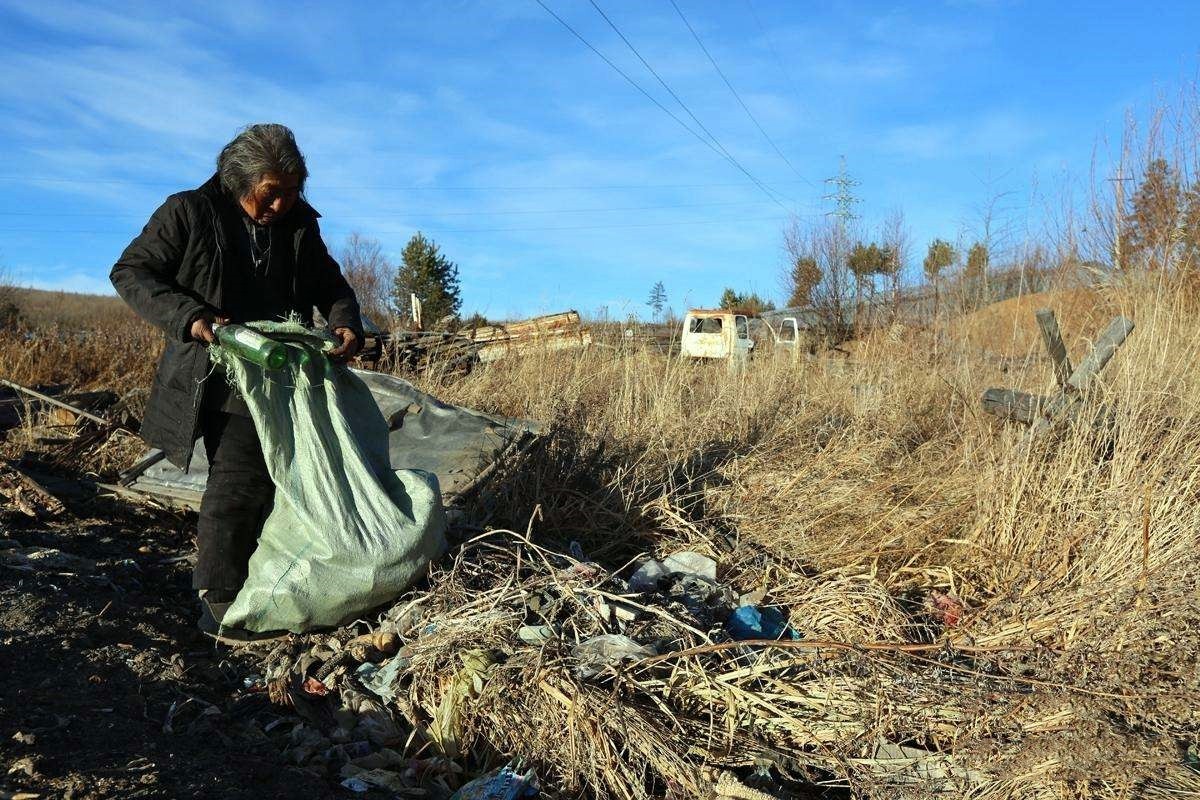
[239,172,300,225]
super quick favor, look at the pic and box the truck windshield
[689,317,723,334]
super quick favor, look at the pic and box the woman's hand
[329,327,361,362]
[190,314,229,344]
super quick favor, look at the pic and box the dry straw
[386,275,1200,798]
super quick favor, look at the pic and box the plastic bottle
[213,323,289,370]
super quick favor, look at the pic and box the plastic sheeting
[123,370,540,509]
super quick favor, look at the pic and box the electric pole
[824,155,861,229]
[1108,166,1133,271]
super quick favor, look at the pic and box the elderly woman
[111,123,363,635]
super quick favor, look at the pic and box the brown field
[2,273,1198,798]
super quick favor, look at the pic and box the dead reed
[394,276,1200,797]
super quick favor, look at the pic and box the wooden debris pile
[356,310,591,375]
[464,310,592,364]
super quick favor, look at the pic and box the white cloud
[879,111,1042,160]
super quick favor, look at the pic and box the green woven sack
[210,321,447,633]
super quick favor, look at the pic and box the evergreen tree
[1183,179,1200,271]
[923,239,955,283]
[646,281,667,320]
[847,242,891,323]
[718,288,774,315]
[1125,158,1183,270]
[787,255,821,308]
[963,241,990,307]
[391,232,461,328]
[964,242,989,280]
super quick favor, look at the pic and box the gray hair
[216,123,308,199]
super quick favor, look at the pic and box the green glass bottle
[214,323,289,370]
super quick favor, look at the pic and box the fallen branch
[0,378,111,426]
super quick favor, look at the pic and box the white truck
[679,309,754,362]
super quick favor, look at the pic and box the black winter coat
[111,175,362,470]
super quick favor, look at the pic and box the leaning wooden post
[1028,316,1135,437]
[1034,308,1073,388]
[980,388,1050,425]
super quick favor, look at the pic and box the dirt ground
[0,481,353,800]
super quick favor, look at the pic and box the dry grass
[387,275,1200,797]
[4,276,1200,796]
[0,288,159,392]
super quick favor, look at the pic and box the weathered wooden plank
[0,379,110,426]
[1064,316,1135,393]
[981,388,1051,424]
[1029,316,1134,437]
[1035,308,1073,388]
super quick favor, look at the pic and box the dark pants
[193,410,274,594]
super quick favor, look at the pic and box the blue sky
[0,1,1197,320]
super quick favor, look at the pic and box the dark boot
[197,589,286,646]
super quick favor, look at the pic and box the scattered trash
[339,765,415,793]
[572,634,657,678]
[303,677,331,697]
[340,777,370,793]
[594,598,639,627]
[927,591,965,627]
[358,655,409,704]
[450,761,539,800]
[11,731,36,746]
[0,545,95,574]
[661,551,717,581]
[1185,743,1200,773]
[516,625,556,645]
[628,558,667,592]
[346,629,400,662]
[726,605,800,641]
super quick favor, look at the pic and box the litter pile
[225,516,1200,800]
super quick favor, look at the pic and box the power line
[585,0,791,206]
[532,0,789,212]
[667,0,810,186]
[0,213,801,237]
[0,175,812,191]
[0,198,776,219]
[744,0,809,151]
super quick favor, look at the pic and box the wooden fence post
[1028,316,1134,437]
[1034,309,1073,388]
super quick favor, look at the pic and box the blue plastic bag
[450,761,538,800]
[726,605,801,640]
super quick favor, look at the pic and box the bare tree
[782,216,853,343]
[781,216,821,308]
[880,207,911,319]
[339,232,393,328]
